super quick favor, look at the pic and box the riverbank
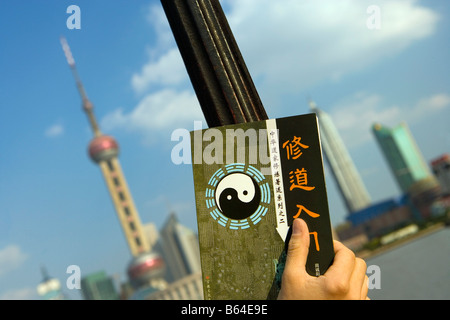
[356,222,446,260]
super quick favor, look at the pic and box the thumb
[285,218,310,273]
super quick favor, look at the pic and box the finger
[361,275,369,300]
[323,240,355,287]
[284,218,310,274]
[350,258,367,299]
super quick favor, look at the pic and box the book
[190,113,334,299]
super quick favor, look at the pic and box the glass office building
[372,122,431,193]
[81,270,119,300]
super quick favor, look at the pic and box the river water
[366,227,450,300]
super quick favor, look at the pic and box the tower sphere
[88,135,119,163]
[127,252,166,289]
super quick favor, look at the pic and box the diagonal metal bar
[160,0,268,127]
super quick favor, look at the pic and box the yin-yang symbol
[215,172,261,220]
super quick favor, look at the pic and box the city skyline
[1,0,449,299]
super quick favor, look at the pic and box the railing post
[160,0,268,127]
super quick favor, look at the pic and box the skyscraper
[372,122,432,193]
[81,271,119,300]
[61,37,166,291]
[309,100,371,213]
[158,213,201,283]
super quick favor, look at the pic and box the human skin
[278,218,369,300]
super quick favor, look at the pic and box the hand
[278,218,369,300]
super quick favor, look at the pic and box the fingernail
[292,219,302,235]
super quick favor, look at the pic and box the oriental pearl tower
[60,38,166,292]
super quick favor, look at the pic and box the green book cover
[190,113,334,300]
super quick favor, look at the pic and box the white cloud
[224,0,439,94]
[413,93,450,116]
[329,92,401,148]
[0,245,28,277]
[103,5,203,141]
[131,48,188,94]
[145,4,175,52]
[329,92,450,149]
[44,123,64,138]
[131,5,189,94]
[106,0,439,143]
[101,89,204,142]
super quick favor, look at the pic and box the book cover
[190,113,334,299]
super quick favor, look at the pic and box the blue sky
[1,0,449,299]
